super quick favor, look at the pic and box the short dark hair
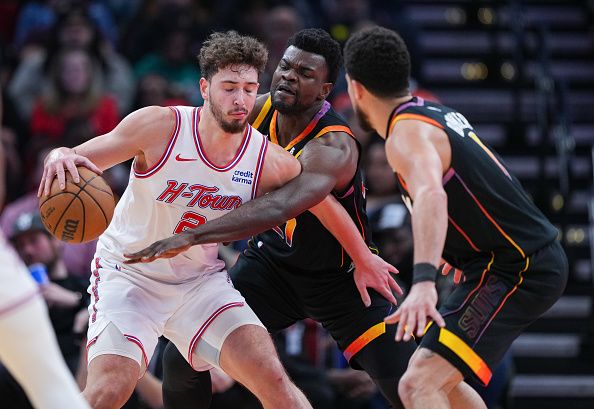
[287,28,342,84]
[199,31,268,81]
[344,26,410,97]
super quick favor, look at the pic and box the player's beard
[353,103,374,133]
[209,94,248,134]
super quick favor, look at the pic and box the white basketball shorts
[86,256,264,374]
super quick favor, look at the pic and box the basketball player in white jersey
[0,89,90,409]
[38,31,315,409]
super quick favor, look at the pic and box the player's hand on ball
[123,232,194,264]
[384,281,445,341]
[38,147,102,197]
[353,253,402,307]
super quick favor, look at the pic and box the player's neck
[198,106,247,165]
[275,100,325,145]
[368,94,412,139]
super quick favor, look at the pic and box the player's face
[204,65,259,133]
[271,46,331,114]
[13,231,59,267]
[346,75,374,132]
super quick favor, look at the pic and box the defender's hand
[38,147,102,197]
[123,232,194,264]
[384,281,445,341]
[353,253,402,307]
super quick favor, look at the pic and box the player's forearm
[411,188,448,272]
[309,195,372,264]
[187,176,333,244]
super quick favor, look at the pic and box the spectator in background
[363,139,414,287]
[13,0,118,52]
[120,0,212,64]
[29,47,119,148]
[259,5,304,94]
[132,73,189,110]
[133,27,201,105]
[0,108,24,204]
[9,7,133,119]
[363,139,401,218]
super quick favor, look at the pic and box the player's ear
[199,77,209,101]
[346,75,365,101]
[319,82,333,101]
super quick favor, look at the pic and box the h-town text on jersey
[156,181,243,210]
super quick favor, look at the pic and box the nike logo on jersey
[175,154,198,162]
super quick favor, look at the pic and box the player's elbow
[416,186,447,207]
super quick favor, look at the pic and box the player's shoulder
[118,106,178,141]
[128,105,176,125]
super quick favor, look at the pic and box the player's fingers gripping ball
[39,166,115,243]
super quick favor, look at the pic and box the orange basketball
[38,166,115,243]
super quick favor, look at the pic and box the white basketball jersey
[96,106,268,283]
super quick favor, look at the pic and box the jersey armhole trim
[294,125,355,158]
[251,135,268,199]
[134,106,181,178]
[389,113,445,135]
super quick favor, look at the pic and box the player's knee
[84,358,138,409]
[398,360,440,402]
[84,380,133,409]
[263,359,289,385]
[398,370,421,405]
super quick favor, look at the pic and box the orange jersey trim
[389,113,445,134]
[284,218,297,247]
[294,125,355,159]
[475,257,530,341]
[468,132,511,179]
[438,328,492,385]
[343,322,386,362]
[448,216,482,252]
[313,125,354,139]
[270,110,322,149]
[251,95,272,130]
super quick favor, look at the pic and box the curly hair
[344,26,410,98]
[199,31,268,80]
[287,28,342,84]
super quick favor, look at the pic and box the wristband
[412,263,438,284]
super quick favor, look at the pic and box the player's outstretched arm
[125,131,402,307]
[38,106,174,197]
[309,194,403,306]
[382,120,449,341]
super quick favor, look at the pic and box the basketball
[38,166,115,243]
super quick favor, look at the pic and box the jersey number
[272,218,297,247]
[173,211,207,234]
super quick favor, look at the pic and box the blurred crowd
[0,1,460,409]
